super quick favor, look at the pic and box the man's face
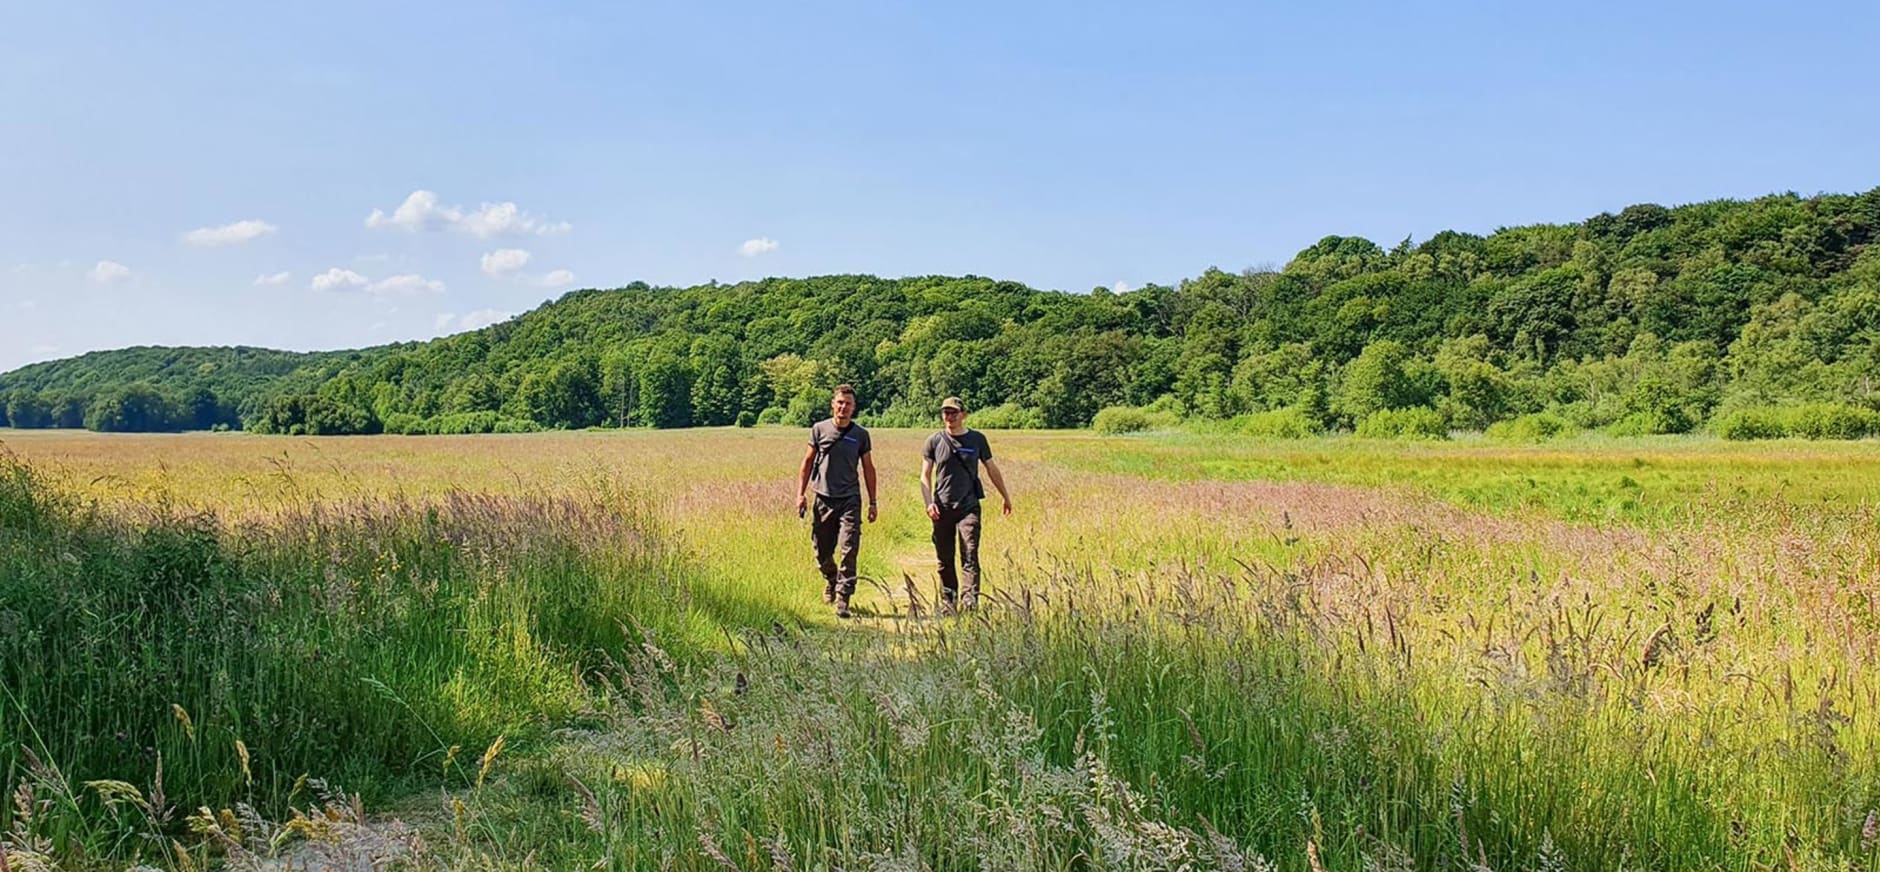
[830,392,856,421]
[941,407,964,428]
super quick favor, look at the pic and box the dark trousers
[812,494,862,597]
[932,504,983,604]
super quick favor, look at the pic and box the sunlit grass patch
[4,429,1879,869]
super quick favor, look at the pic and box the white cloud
[365,190,447,231]
[88,260,131,283]
[367,274,446,296]
[434,308,516,334]
[1112,281,1132,294]
[366,190,570,238]
[739,237,780,257]
[310,267,369,291]
[534,269,576,288]
[480,249,573,288]
[481,248,532,277]
[184,219,278,247]
[460,202,572,238]
[17,300,35,310]
[254,271,293,286]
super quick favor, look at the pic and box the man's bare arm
[861,452,879,522]
[795,444,815,513]
[921,458,939,520]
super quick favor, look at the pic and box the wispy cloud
[460,202,571,238]
[254,271,293,286]
[367,274,446,296]
[739,237,779,257]
[184,219,278,247]
[1112,280,1132,293]
[480,248,532,277]
[310,267,369,291]
[434,308,515,334]
[481,249,574,288]
[366,190,571,238]
[88,260,131,283]
[534,269,576,288]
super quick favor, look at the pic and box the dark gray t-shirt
[808,419,872,499]
[924,429,992,510]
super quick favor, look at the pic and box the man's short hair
[832,384,857,401]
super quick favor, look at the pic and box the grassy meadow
[2,427,1879,870]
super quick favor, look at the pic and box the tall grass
[0,454,777,863]
[6,430,1880,869]
[534,503,1879,871]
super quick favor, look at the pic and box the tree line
[5,187,1879,439]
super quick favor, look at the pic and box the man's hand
[1001,498,1014,517]
[795,493,807,517]
[867,502,878,523]
[926,503,941,521]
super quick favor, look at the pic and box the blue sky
[3,1,1877,373]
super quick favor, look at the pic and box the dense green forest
[5,187,1880,438]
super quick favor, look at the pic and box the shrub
[1485,412,1576,442]
[861,405,929,429]
[1239,407,1319,439]
[1355,406,1448,440]
[1606,411,1684,437]
[1092,406,1152,435]
[783,394,822,428]
[1782,403,1878,440]
[427,412,503,434]
[491,417,543,434]
[756,406,785,426]
[735,411,757,428]
[420,412,539,435]
[381,413,425,435]
[1143,394,1188,420]
[971,403,1046,430]
[1713,408,1788,441]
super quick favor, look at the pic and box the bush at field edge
[1355,406,1449,440]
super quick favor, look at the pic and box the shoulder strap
[938,430,984,499]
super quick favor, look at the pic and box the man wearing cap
[920,396,1012,614]
[796,384,877,618]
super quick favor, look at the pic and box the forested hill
[5,187,1879,437]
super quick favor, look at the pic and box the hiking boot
[822,581,837,605]
[834,595,852,619]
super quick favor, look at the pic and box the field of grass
[3,427,1879,870]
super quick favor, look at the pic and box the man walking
[796,384,877,618]
[920,396,1012,614]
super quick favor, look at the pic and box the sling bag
[938,430,986,504]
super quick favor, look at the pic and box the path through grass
[4,428,1878,870]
